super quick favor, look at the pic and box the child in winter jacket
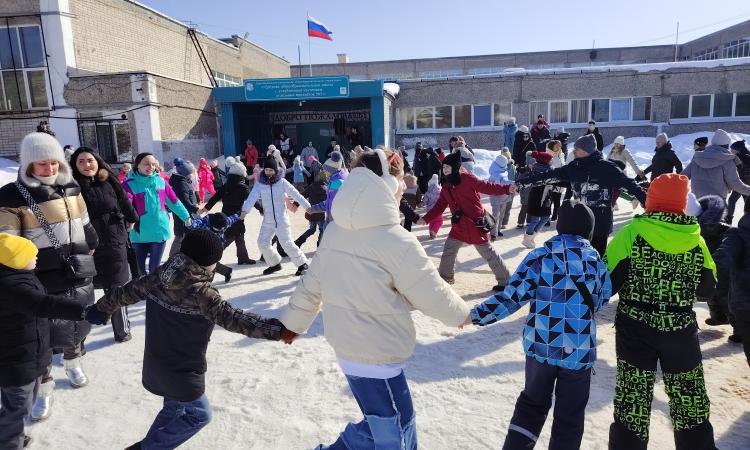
[118,162,132,183]
[0,234,86,450]
[605,174,717,450]
[210,160,225,192]
[189,212,241,283]
[308,151,348,225]
[523,151,554,248]
[422,174,443,239]
[488,154,513,240]
[85,230,291,450]
[470,200,611,450]
[197,158,216,203]
[280,149,470,450]
[515,151,536,228]
[241,156,311,276]
[285,155,310,192]
[294,174,328,248]
[402,172,419,231]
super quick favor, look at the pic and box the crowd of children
[2,128,750,450]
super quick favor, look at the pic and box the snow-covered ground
[0,157,18,187]
[27,198,750,450]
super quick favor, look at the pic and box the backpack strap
[15,181,66,254]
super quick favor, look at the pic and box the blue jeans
[526,215,550,235]
[297,220,327,247]
[141,394,212,450]
[133,241,167,274]
[320,371,417,450]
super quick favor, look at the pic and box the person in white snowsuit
[241,156,311,276]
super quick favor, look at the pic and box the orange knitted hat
[645,173,689,215]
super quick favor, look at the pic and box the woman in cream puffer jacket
[280,149,470,450]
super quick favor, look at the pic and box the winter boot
[125,442,142,450]
[224,267,233,283]
[237,258,256,265]
[23,435,32,448]
[31,380,54,421]
[522,233,536,249]
[295,264,309,276]
[262,264,282,275]
[64,357,89,388]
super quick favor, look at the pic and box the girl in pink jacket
[197,158,215,202]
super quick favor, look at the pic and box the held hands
[459,314,473,329]
[84,305,109,325]
[508,184,517,194]
[417,218,427,226]
[199,207,208,215]
[185,218,192,227]
[280,328,299,345]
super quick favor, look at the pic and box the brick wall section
[0,1,41,15]
[0,116,46,158]
[69,0,289,85]
[64,74,137,107]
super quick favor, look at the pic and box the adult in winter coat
[545,140,566,222]
[530,117,551,150]
[279,149,470,450]
[416,147,442,194]
[607,136,644,178]
[203,160,256,265]
[265,145,287,173]
[243,139,259,169]
[70,148,137,343]
[695,195,733,330]
[726,139,750,222]
[487,154,513,240]
[420,152,515,291]
[584,121,604,151]
[682,129,750,200]
[278,132,294,162]
[168,158,199,257]
[714,203,750,364]
[125,153,190,274]
[241,156,311,276]
[300,142,318,171]
[605,174,717,450]
[512,126,536,168]
[0,132,99,420]
[286,155,311,191]
[517,134,647,256]
[503,118,518,150]
[643,133,682,181]
[0,235,86,449]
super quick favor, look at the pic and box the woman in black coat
[70,148,138,342]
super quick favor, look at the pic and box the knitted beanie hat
[694,136,709,147]
[207,212,229,230]
[324,151,344,172]
[173,158,195,177]
[645,173,689,215]
[264,155,279,173]
[556,200,595,240]
[180,229,224,266]
[228,159,247,177]
[574,134,597,155]
[19,132,72,187]
[532,150,552,165]
[711,129,732,147]
[0,233,38,270]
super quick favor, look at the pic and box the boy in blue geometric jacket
[189,212,240,283]
[469,199,611,450]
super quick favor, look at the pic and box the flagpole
[307,12,313,76]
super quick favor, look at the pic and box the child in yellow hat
[0,234,85,449]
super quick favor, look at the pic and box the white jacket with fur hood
[280,165,471,365]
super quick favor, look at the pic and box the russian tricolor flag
[307,16,333,41]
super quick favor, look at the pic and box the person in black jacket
[643,133,683,181]
[726,139,750,223]
[85,230,293,450]
[0,234,84,450]
[530,116,551,151]
[517,134,646,256]
[584,121,604,151]
[70,148,137,343]
[695,196,733,331]
[416,147,442,195]
[512,126,536,168]
[202,160,256,265]
[294,175,328,248]
[210,160,225,193]
[168,158,199,257]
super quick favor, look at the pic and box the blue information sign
[243,76,350,101]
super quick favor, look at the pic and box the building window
[671,95,690,119]
[632,97,652,121]
[493,103,512,126]
[0,25,49,111]
[454,105,471,128]
[723,38,750,59]
[693,46,719,61]
[78,119,133,164]
[571,100,589,123]
[591,99,609,123]
[529,101,548,122]
[473,104,492,127]
[419,69,463,79]
[397,108,414,130]
[690,95,711,117]
[435,106,453,128]
[467,67,504,75]
[713,93,733,117]
[549,101,569,123]
[610,98,631,121]
[737,93,750,117]
[212,70,241,87]
[415,106,434,129]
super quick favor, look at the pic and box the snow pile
[0,157,18,187]
[383,82,400,97]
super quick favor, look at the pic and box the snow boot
[23,435,31,448]
[295,264,309,276]
[728,334,743,343]
[522,233,536,249]
[31,380,54,421]
[237,258,256,265]
[64,357,89,388]
[262,264,282,275]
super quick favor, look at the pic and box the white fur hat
[518,125,529,134]
[19,132,72,187]
[711,129,732,147]
[614,136,625,146]
[228,160,247,177]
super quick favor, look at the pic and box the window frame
[0,24,51,113]
[669,92,750,124]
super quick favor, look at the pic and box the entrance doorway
[299,122,335,161]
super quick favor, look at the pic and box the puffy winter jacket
[472,234,611,370]
[527,164,554,217]
[280,168,470,364]
[606,212,716,331]
[512,133,536,167]
[714,214,750,320]
[125,172,190,243]
[488,155,511,184]
[197,160,214,190]
[169,173,199,237]
[310,169,348,224]
[204,173,250,216]
[0,266,85,387]
[643,142,682,181]
[681,145,750,199]
[503,123,518,150]
[607,147,644,177]
[241,172,310,227]
[422,170,512,245]
[285,157,310,184]
[95,253,283,401]
[244,145,259,168]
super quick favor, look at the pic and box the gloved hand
[84,304,109,325]
[280,328,299,345]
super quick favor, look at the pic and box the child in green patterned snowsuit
[604,174,717,450]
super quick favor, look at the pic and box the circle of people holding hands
[1,119,749,450]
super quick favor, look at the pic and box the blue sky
[138,0,750,64]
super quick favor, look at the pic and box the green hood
[606,212,715,275]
